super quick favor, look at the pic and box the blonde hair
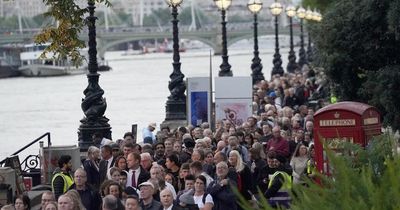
[64,190,86,210]
[229,150,244,172]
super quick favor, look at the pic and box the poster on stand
[187,77,211,126]
[215,77,252,128]
[215,98,252,127]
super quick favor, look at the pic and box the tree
[302,0,335,13]
[34,0,111,66]
[237,134,399,210]
[311,0,400,131]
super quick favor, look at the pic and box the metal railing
[0,132,51,173]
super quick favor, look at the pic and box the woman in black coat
[228,150,255,208]
[83,146,101,190]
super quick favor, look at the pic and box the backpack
[202,193,209,205]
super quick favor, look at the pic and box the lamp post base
[163,99,187,131]
[165,99,186,121]
[78,123,112,152]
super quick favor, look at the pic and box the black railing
[0,132,51,173]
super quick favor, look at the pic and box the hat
[179,191,195,205]
[139,181,154,189]
[149,123,157,129]
[111,143,120,150]
[275,155,287,164]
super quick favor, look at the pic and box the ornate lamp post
[78,1,112,152]
[297,6,307,69]
[247,0,264,84]
[164,0,186,122]
[286,5,297,73]
[269,0,284,76]
[214,0,233,77]
[305,8,314,63]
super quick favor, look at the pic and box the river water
[0,38,293,160]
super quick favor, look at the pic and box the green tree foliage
[34,0,111,66]
[360,67,400,134]
[311,0,400,131]
[290,135,399,210]
[302,0,334,13]
[238,134,399,210]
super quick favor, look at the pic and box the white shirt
[126,167,141,188]
[193,194,213,209]
[164,205,173,210]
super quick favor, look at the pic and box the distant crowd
[3,67,330,210]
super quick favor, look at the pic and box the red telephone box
[313,101,382,174]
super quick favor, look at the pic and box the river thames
[0,40,292,160]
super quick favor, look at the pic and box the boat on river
[18,43,88,77]
[0,44,23,78]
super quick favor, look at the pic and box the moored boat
[18,43,88,77]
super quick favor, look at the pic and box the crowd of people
[2,67,329,210]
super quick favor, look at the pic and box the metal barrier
[0,132,51,174]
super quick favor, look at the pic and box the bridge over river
[0,22,299,58]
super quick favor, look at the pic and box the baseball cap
[149,123,157,129]
[139,181,154,189]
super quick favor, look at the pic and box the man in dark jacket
[207,161,237,210]
[69,168,102,210]
[127,152,151,189]
[99,144,115,184]
[160,188,184,210]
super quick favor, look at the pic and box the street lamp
[286,5,297,73]
[78,1,112,152]
[164,0,187,122]
[269,0,284,76]
[305,8,314,63]
[297,6,307,69]
[214,0,233,77]
[247,0,264,84]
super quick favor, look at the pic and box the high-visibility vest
[267,171,292,208]
[307,159,316,175]
[51,172,74,193]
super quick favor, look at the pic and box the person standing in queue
[264,155,293,209]
[51,155,74,200]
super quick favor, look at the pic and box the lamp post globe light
[305,8,314,63]
[214,0,233,77]
[285,5,297,73]
[269,0,284,77]
[248,0,264,84]
[78,1,112,152]
[297,6,307,70]
[163,0,187,124]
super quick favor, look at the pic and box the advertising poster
[215,77,252,128]
[187,77,211,126]
[190,91,208,126]
[215,98,252,127]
